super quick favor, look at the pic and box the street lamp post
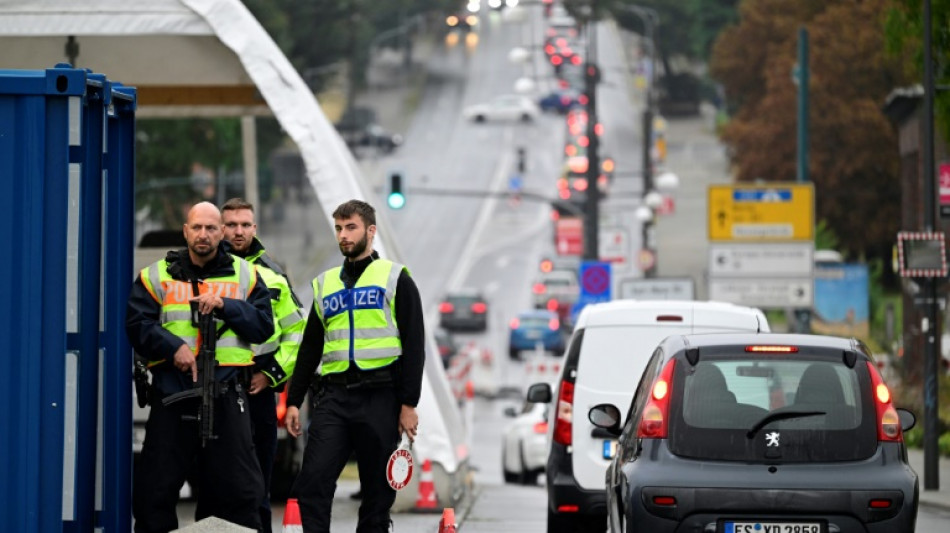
[618,3,660,277]
[583,20,601,260]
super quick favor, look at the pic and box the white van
[528,300,770,533]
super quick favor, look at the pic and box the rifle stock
[162,312,219,447]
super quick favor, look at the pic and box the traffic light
[387,172,405,209]
[539,258,554,273]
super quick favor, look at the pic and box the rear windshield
[520,316,552,329]
[668,355,877,463]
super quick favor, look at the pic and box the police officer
[126,202,274,533]
[284,199,425,533]
[221,198,306,532]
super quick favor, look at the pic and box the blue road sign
[572,261,612,322]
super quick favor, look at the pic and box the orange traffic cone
[411,458,440,513]
[282,498,303,533]
[438,507,457,533]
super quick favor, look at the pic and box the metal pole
[583,20,600,260]
[797,27,809,182]
[922,0,940,491]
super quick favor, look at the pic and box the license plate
[602,439,617,459]
[525,330,542,339]
[724,522,822,533]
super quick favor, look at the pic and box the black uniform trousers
[133,383,264,533]
[249,388,278,533]
[292,381,400,533]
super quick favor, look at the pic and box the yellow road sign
[708,183,814,241]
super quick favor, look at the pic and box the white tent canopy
[0,0,468,502]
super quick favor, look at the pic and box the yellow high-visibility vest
[312,259,406,374]
[140,256,257,367]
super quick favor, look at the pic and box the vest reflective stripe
[312,259,407,374]
[141,257,256,367]
[250,258,305,385]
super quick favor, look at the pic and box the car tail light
[745,345,799,353]
[471,302,487,314]
[548,317,559,331]
[578,135,589,147]
[570,54,582,65]
[544,44,555,55]
[638,359,676,439]
[439,301,454,314]
[867,361,903,442]
[509,318,520,329]
[869,498,892,509]
[564,144,577,156]
[556,177,568,190]
[579,94,589,106]
[532,282,546,295]
[560,96,570,106]
[656,314,683,322]
[533,421,549,434]
[556,38,567,48]
[559,188,571,200]
[573,178,588,192]
[652,496,676,506]
[551,55,563,66]
[553,380,575,446]
[546,299,559,312]
[557,504,579,513]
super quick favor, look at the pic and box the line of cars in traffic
[506,298,919,533]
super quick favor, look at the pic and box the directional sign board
[709,243,814,277]
[709,278,813,308]
[618,277,694,301]
[708,184,814,241]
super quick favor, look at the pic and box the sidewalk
[906,448,950,511]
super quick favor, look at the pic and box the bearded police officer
[126,202,274,533]
[284,199,425,533]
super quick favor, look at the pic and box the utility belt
[317,366,394,390]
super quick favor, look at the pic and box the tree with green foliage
[885,0,950,140]
[710,0,915,267]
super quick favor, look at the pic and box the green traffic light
[387,192,406,209]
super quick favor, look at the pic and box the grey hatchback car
[589,333,918,533]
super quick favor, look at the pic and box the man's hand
[173,344,197,382]
[286,406,302,438]
[249,372,270,395]
[399,405,419,442]
[190,290,223,315]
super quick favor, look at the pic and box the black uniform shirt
[125,247,275,394]
[287,251,425,409]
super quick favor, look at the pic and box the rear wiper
[746,410,826,439]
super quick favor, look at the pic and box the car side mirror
[589,404,622,436]
[503,406,518,418]
[526,382,552,403]
[897,408,916,432]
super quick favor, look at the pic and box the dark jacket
[287,251,425,409]
[125,247,274,395]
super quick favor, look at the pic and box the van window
[575,326,672,395]
[669,357,876,463]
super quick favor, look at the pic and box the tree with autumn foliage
[710,0,915,265]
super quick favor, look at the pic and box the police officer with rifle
[126,202,274,533]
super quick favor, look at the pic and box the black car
[438,289,489,332]
[578,332,917,533]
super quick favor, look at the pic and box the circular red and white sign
[386,448,414,490]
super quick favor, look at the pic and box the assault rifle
[162,312,219,447]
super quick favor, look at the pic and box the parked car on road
[438,288,489,332]
[508,309,565,359]
[587,333,918,533]
[501,400,550,486]
[538,89,583,113]
[463,94,540,123]
[528,300,770,533]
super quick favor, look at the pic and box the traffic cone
[438,507,457,533]
[411,458,440,513]
[282,498,303,533]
